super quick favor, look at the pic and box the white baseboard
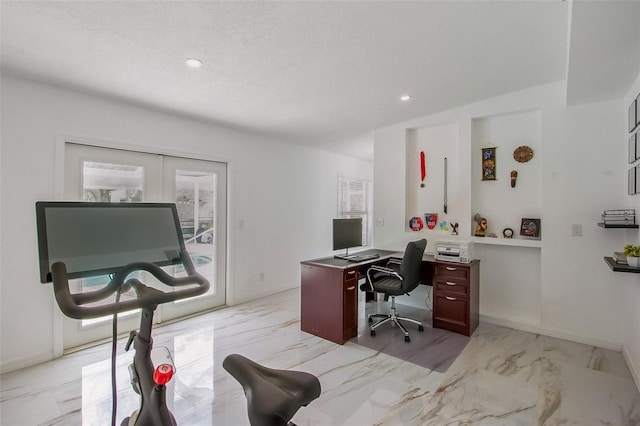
[1,350,53,375]
[538,325,622,352]
[622,345,640,393]
[479,314,542,336]
[229,284,298,306]
[479,314,622,351]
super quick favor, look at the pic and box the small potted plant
[623,244,640,267]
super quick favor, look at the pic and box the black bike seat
[223,354,321,426]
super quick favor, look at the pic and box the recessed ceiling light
[185,58,203,68]
[400,95,412,102]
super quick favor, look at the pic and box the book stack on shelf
[613,251,628,265]
[601,209,636,226]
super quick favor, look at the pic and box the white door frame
[52,133,233,356]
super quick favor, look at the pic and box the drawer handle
[347,271,356,275]
[346,286,355,291]
[445,296,457,301]
[445,266,457,271]
[445,281,457,286]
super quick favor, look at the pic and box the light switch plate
[571,224,582,237]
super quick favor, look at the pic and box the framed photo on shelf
[630,99,638,133]
[481,147,497,181]
[629,133,636,163]
[520,218,541,239]
[629,167,636,195]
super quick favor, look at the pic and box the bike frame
[122,306,177,426]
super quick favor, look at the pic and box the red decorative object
[425,213,438,230]
[409,216,424,231]
[420,151,426,187]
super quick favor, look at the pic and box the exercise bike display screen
[36,202,186,283]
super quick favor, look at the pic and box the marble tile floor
[1,288,639,425]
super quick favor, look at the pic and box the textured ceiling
[1,1,637,161]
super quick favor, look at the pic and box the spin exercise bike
[36,201,321,426]
[36,202,210,425]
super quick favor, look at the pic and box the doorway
[62,143,227,349]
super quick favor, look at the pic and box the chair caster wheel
[404,336,410,343]
[368,317,373,324]
[418,325,424,332]
[370,330,376,337]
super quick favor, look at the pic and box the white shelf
[471,236,542,248]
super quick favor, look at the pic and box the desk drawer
[434,264,470,281]
[343,268,358,284]
[433,294,469,335]
[434,278,469,298]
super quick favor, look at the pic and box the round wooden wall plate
[513,146,533,163]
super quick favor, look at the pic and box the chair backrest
[399,239,427,293]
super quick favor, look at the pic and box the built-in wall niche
[471,109,542,242]
[405,123,460,233]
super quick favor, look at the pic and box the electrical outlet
[259,272,265,282]
[571,224,582,237]
[376,217,384,227]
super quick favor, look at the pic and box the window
[337,174,372,246]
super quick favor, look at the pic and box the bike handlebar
[51,250,210,319]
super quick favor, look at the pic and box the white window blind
[337,175,371,246]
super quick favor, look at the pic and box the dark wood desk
[300,250,480,344]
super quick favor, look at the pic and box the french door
[63,143,227,349]
[160,155,226,321]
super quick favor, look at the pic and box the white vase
[627,257,640,268]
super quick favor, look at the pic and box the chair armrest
[386,258,402,273]
[369,265,396,274]
[364,265,403,292]
[386,258,402,267]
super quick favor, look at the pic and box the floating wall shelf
[597,223,638,229]
[471,237,542,248]
[603,257,640,273]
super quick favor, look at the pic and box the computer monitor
[36,202,186,283]
[332,218,363,256]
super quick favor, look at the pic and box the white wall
[471,109,542,234]
[541,97,627,345]
[374,81,628,352]
[622,70,640,390]
[0,75,372,372]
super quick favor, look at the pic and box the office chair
[362,239,427,342]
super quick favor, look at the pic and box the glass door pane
[63,143,162,349]
[83,161,144,202]
[161,156,226,321]
[175,169,216,298]
[79,161,144,325]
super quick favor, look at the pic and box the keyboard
[346,253,380,262]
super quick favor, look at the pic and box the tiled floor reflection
[1,288,639,425]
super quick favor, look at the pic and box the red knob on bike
[153,363,174,385]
